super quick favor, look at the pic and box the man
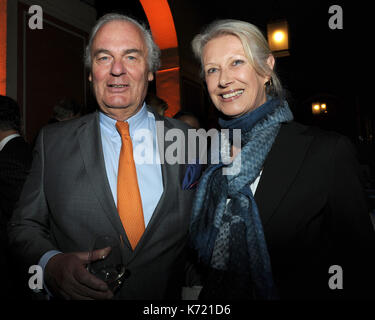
[145,92,168,116]
[174,111,201,129]
[8,14,196,300]
[0,95,32,298]
[0,95,32,224]
[48,98,82,124]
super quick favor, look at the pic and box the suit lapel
[129,109,177,258]
[145,117,171,228]
[77,112,125,239]
[254,122,313,227]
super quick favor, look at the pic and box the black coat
[0,136,32,219]
[254,121,375,299]
[199,121,375,300]
[0,136,32,299]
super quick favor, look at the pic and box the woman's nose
[218,69,233,87]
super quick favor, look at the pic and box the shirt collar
[99,103,148,138]
[0,133,21,151]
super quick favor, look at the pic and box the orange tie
[116,121,145,250]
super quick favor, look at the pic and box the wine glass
[87,235,126,293]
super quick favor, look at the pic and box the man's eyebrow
[124,48,143,55]
[93,49,111,56]
[93,48,143,56]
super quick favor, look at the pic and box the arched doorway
[139,0,180,117]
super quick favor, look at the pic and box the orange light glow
[139,0,178,50]
[140,0,180,114]
[157,66,180,73]
[273,31,285,43]
[0,0,7,95]
[267,20,289,56]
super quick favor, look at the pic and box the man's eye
[127,56,136,61]
[97,56,110,63]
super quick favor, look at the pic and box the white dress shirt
[99,103,163,227]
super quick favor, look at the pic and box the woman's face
[202,34,271,118]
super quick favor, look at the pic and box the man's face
[89,20,154,120]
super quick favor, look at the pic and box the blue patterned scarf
[190,97,293,299]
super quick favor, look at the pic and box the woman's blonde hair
[192,19,283,98]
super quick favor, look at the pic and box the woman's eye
[232,59,244,66]
[206,68,217,74]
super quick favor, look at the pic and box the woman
[189,19,375,300]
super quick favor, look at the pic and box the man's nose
[110,59,126,76]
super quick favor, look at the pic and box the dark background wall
[17,2,89,143]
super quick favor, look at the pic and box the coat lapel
[254,122,313,227]
[77,112,125,239]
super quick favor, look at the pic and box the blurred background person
[0,95,32,299]
[48,97,82,124]
[174,111,201,129]
[145,92,168,116]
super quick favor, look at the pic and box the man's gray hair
[84,13,161,73]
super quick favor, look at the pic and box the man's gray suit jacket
[8,107,196,299]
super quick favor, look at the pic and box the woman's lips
[219,89,244,101]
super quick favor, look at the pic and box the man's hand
[44,249,114,300]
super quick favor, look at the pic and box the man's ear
[148,72,154,82]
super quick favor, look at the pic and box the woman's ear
[267,54,275,71]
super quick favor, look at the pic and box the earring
[265,78,273,88]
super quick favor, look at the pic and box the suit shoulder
[281,122,358,167]
[3,136,29,150]
[42,112,97,135]
[282,121,346,145]
[159,116,193,132]
[0,137,31,163]
[145,104,193,132]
